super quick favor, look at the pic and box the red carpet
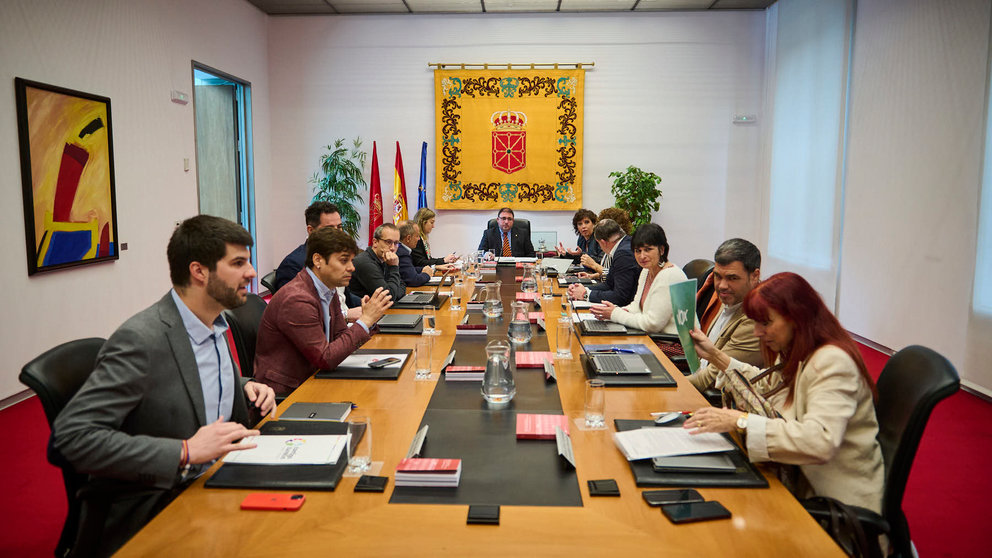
[1,344,987,556]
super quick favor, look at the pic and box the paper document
[612,427,735,461]
[223,435,348,465]
[571,300,594,309]
[338,353,408,368]
[570,312,594,323]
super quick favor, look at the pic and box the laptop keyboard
[596,354,627,371]
[584,320,619,331]
[402,293,434,303]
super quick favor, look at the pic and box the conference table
[117,265,844,557]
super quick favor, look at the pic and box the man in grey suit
[53,215,276,556]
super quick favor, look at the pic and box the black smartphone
[641,489,704,507]
[368,357,401,369]
[661,501,731,524]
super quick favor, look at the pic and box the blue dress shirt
[170,289,235,423]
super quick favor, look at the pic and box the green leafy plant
[309,138,367,240]
[608,165,663,228]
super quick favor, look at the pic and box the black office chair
[259,270,277,294]
[682,258,714,281]
[223,293,267,379]
[804,345,959,558]
[19,337,105,558]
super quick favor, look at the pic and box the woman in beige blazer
[589,223,687,334]
[685,272,884,513]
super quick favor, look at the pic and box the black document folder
[204,420,365,491]
[314,349,412,380]
[613,420,769,488]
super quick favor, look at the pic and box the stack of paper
[455,323,487,335]
[445,366,485,381]
[515,292,539,302]
[516,413,570,440]
[515,352,556,369]
[223,435,348,465]
[395,458,462,487]
[612,427,734,461]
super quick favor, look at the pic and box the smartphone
[240,493,305,511]
[661,501,731,524]
[368,357,401,369]
[641,489,704,507]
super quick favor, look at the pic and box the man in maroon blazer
[254,227,392,394]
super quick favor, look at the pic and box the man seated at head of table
[52,215,276,556]
[566,218,638,306]
[686,238,765,392]
[685,272,883,513]
[588,223,687,333]
[254,227,392,395]
[478,206,535,257]
[556,208,604,267]
[349,223,406,302]
[397,220,433,288]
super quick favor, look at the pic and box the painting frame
[15,77,120,276]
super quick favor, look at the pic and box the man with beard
[686,238,765,392]
[53,215,277,556]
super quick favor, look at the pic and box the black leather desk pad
[205,420,363,491]
[613,420,768,488]
[580,352,677,387]
[314,349,412,380]
[435,333,551,411]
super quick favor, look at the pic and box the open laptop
[393,270,452,308]
[568,302,651,375]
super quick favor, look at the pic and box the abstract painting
[15,78,119,275]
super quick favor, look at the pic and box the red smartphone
[240,493,305,511]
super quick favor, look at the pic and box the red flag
[368,141,383,246]
[392,141,409,223]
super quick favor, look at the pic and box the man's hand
[689,328,730,371]
[382,251,399,266]
[435,264,454,273]
[346,306,363,322]
[244,381,277,417]
[580,254,602,273]
[186,417,260,464]
[567,283,587,301]
[590,301,615,321]
[360,287,393,325]
[421,265,433,275]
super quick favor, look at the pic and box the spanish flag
[392,141,409,223]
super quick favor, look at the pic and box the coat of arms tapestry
[434,68,584,211]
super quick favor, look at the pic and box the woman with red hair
[686,272,883,512]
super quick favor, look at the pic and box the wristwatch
[736,413,749,432]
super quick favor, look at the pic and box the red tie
[502,232,511,257]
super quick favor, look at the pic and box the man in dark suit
[254,227,391,394]
[566,219,638,306]
[53,216,277,556]
[397,220,432,287]
[349,223,406,301]
[477,207,535,257]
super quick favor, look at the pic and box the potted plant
[608,165,663,228]
[309,137,367,240]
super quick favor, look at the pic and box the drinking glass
[541,275,554,300]
[584,379,606,429]
[450,277,464,311]
[347,414,372,474]
[422,306,437,335]
[556,318,573,359]
[415,337,432,380]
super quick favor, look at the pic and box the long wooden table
[117,267,844,557]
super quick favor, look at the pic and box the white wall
[837,0,992,392]
[263,12,766,272]
[0,0,272,399]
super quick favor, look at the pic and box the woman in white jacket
[589,223,687,334]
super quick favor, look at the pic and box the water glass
[541,276,554,300]
[450,278,464,311]
[583,379,606,429]
[415,337,432,380]
[422,306,437,335]
[556,319,573,359]
[347,414,372,474]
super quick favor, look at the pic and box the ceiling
[245,0,777,16]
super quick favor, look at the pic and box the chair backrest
[260,270,277,294]
[19,337,106,427]
[487,218,531,237]
[682,258,714,281]
[224,293,268,378]
[19,337,106,558]
[874,345,959,557]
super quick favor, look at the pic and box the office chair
[19,337,105,558]
[804,345,959,558]
[259,270,277,294]
[223,293,267,378]
[682,258,714,281]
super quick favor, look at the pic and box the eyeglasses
[376,239,400,247]
[497,217,513,221]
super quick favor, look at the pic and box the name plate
[542,358,557,383]
[406,424,429,459]
[555,426,576,470]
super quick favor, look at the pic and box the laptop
[568,306,650,375]
[376,313,424,335]
[394,270,453,308]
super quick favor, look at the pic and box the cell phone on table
[642,489,704,507]
[661,501,731,524]
[368,357,401,369]
[240,493,305,511]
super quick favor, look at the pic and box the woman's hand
[689,327,729,370]
[443,253,457,263]
[683,407,745,435]
[590,301,615,321]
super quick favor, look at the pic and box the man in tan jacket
[688,239,765,392]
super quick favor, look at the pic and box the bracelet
[180,439,190,468]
